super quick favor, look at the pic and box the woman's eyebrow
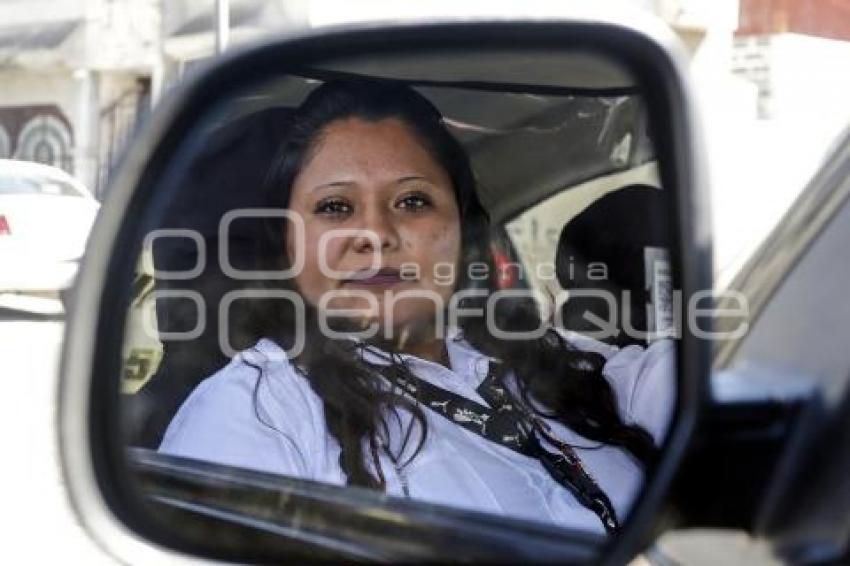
[312,180,356,192]
[397,175,431,185]
[311,176,431,192]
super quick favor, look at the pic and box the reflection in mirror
[119,47,677,551]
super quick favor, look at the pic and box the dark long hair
[251,80,658,489]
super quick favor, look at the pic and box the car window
[502,164,673,347]
[0,173,84,197]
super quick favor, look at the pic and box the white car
[0,159,99,312]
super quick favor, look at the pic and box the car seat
[125,105,294,448]
[554,184,671,347]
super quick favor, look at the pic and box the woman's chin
[380,317,443,345]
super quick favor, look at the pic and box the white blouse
[159,330,676,536]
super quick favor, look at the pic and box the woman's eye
[314,199,352,216]
[397,193,432,211]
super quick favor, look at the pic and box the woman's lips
[342,268,408,286]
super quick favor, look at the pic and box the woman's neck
[400,337,449,367]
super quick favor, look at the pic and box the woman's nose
[352,207,400,254]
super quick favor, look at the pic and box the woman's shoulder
[553,329,621,359]
[602,339,676,443]
[554,328,676,442]
[158,338,323,475]
[168,338,312,416]
[601,339,675,398]
[552,327,673,384]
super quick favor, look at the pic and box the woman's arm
[602,339,677,444]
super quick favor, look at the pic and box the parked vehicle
[0,159,99,312]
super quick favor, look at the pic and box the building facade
[0,0,158,196]
[734,0,850,122]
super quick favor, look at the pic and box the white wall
[0,71,78,123]
[0,0,158,72]
[0,0,85,26]
[714,32,850,286]
[82,0,159,72]
[770,33,850,129]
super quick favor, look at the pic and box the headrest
[555,184,668,291]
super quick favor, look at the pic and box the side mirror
[58,9,711,564]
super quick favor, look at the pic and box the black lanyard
[380,360,621,534]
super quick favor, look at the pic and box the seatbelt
[381,360,621,534]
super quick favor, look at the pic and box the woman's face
[285,117,462,342]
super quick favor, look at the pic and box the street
[0,309,109,563]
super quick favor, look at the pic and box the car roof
[229,76,651,222]
[318,49,636,91]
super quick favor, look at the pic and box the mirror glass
[116,45,679,555]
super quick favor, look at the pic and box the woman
[159,80,675,536]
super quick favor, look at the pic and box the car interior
[109,49,679,562]
[121,62,670,450]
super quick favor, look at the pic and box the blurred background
[0,1,848,563]
[1,0,849,287]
